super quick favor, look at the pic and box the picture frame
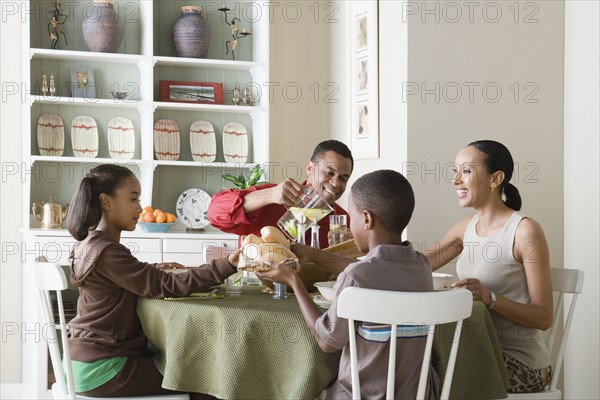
[70,66,96,99]
[160,81,225,105]
[350,1,379,160]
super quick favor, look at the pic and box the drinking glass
[328,215,350,246]
[226,271,243,296]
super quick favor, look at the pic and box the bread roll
[260,226,290,246]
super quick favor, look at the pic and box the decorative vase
[82,0,124,53]
[172,6,211,58]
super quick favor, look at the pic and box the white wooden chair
[34,260,189,400]
[506,267,585,400]
[337,287,473,400]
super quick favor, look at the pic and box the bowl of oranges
[138,206,177,233]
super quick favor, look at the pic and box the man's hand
[269,178,303,207]
[227,249,242,267]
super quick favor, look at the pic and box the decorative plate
[108,117,135,159]
[37,113,64,156]
[154,119,180,160]
[190,120,216,162]
[223,122,248,163]
[176,188,212,229]
[71,115,98,158]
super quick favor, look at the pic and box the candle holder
[218,5,251,61]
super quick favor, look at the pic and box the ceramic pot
[82,0,124,53]
[172,6,211,58]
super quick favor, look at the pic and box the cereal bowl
[432,272,454,290]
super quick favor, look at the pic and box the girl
[426,140,553,393]
[66,164,238,397]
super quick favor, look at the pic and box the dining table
[137,286,510,400]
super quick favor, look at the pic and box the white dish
[108,116,135,159]
[312,294,332,309]
[37,113,65,156]
[314,281,336,301]
[71,115,98,158]
[432,272,454,290]
[222,122,248,163]
[176,188,212,229]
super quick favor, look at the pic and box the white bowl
[314,281,336,301]
[432,272,454,290]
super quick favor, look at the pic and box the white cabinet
[21,1,268,397]
[23,0,269,225]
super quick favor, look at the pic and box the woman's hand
[156,262,186,270]
[452,278,492,306]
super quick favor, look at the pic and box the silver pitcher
[32,197,68,229]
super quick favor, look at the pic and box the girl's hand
[156,262,186,270]
[255,260,297,286]
[452,278,492,305]
[227,249,242,267]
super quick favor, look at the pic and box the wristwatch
[487,291,497,310]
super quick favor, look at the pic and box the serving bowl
[137,221,177,233]
[314,281,336,301]
[432,272,454,290]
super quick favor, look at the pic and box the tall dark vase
[82,0,124,53]
[172,6,211,58]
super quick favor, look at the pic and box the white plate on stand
[176,188,212,229]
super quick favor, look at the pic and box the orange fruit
[155,211,166,224]
[143,205,153,213]
[142,211,155,223]
[153,209,162,217]
[166,213,176,223]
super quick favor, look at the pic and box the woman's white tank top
[457,212,550,369]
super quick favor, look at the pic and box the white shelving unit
[20,1,269,397]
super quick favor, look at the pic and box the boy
[257,169,439,399]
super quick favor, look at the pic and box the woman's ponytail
[503,182,522,211]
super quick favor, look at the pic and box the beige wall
[407,1,565,277]
[269,2,331,182]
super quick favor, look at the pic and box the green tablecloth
[138,286,339,400]
[138,288,509,400]
[434,302,510,399]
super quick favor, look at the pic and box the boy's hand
[255,260,298,286]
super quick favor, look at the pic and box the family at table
[63,138,553,399]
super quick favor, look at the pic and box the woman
[426,140,553,393]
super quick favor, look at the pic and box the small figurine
[48,0,69,50]
[41,74,49,96]
[242,87,252,106]
[49,74,56,96]
[232,87,241,105]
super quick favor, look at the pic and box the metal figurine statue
[218,5,251,61]
[48,0,69,50]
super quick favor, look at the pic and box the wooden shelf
[30,48,143,65]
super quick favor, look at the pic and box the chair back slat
[337,287,472,400]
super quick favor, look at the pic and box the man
[208,140,354,248]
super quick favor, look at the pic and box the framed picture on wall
[70,66,96,99]
[350,1,379,160]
